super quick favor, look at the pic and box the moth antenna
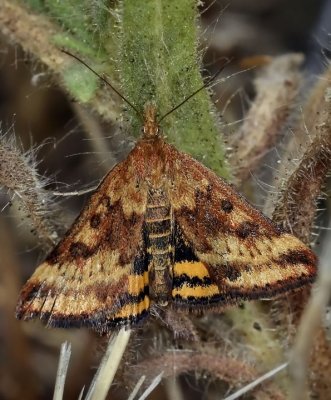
[158,57,232,124]
[61,49,143,120]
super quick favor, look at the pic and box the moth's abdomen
[145,189,174,304]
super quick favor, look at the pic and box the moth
[16,62,317,334]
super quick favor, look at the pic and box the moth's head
[143,104,160,138]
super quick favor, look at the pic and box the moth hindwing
[16,104,317,334]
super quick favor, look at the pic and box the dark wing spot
[69,242,91,259]
[132,251,149,275]
[236,221,259,239]
[278,249,316,266]
[90,213,101,228]
[220,199,233,213]
[217,264,242,282]
[46,245,61,264]
[174,224,198,263]
[18,282,42,304]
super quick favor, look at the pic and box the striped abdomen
[145,189,174,304]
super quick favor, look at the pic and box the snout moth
[16,56,317,334]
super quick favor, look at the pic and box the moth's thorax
[133,134,174,190]
[143,104,160,138]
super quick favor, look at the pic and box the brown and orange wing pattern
[169,147,317,307]
[16,159,150,333]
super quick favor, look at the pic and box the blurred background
[0,0,330,399]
